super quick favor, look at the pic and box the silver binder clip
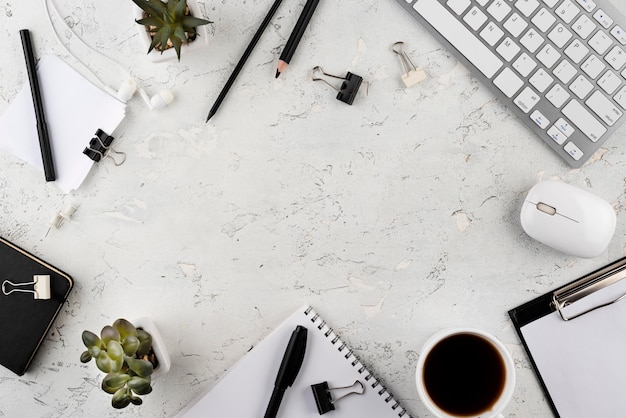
[392,41,427,88]
[2,275,51,300]
[311,380,365,415]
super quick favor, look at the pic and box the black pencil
[275,0,320,78]
[20,29,56,182]
[206,0,284,122]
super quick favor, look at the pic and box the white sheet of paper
[520,277,626,418]
[0,55,126,193]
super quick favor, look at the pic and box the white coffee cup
[415,328,515,418]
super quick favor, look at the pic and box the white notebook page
[177,305,410,418]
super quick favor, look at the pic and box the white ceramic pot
[133,0,210,63]
[133,317,171,380]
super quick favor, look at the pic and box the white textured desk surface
[1,0,626,416]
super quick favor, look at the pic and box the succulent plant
[80,319,156,409]
[132,0,211,60]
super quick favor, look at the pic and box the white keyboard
[395,0,626,167]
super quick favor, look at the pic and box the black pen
[20,29,56,182]
[275,0,320,78]
[264,325,308,418]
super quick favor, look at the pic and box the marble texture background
[1,0,626,416]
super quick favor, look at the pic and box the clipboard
[509,257,626,418]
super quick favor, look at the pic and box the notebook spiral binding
[303,306,408,417]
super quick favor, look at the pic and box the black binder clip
[311,380,365,415]
[311,66,365,105]
[83,129,126,166]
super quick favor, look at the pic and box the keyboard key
[496,37,522,61]
[614,85,626,109]
[515,0,540,17]
[548,23,573,48]
[530,68,554,91]
[531,109,550,128]
[480,22,505,46]
[605,46,626,70]
[564,39,590,63]
[555,117,575,136]
[554,59,578,83]
[575,0,596,13]
[555,0,580,24]
[593,9,613,28]
[563,99,607,141]
[569,74,594,98]
[464,6,488,30]
[521,28,545,52]
[571,14,596,39]
[611,26,626,45]
[515,87,541,112]
[581,54,606,78]
[548,125,568,144]
[564,142,584,160]
[414,0,503,78]
[447,0,471,15]
[537,44,561,68]
[513,53,538,76]
[532,8,557,32]
[546,83,570,107]
[494,68,525,97]
[504,12,529,37]
[542,0,559,7]
[589,30,613,54]
[586,90,623,125]
[597,70,622,94]
[487,0,513,22]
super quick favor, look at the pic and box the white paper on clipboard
[520,277,626,418]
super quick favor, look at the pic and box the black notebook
[0,236,73,375]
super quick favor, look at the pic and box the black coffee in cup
[422,333,506,416]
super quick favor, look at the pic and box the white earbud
[105,78,137,103]
[138,87,175,110]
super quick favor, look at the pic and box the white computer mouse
[520,181,616,258]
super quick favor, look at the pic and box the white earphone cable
[43,0,133,90]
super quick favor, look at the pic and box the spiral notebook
[177,305,411,417]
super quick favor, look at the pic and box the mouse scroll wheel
[536,202,557,215]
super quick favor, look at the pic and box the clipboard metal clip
[553,258,626,321]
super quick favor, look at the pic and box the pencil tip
[275,70,281,78]
[206,111,215,123]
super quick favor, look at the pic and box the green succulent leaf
[111,388,132,409]
[122,335,140,356]
[107,340,124,359]
[132,0,167,17]
[113,319,137,340]
[130,396,143,406]
[181,15,211,29]
[82,330,101,349]
[96,351,113,373]
[136,16,164,27]
[101,325,121,345]
[102,373,131,394]
[126,357,154,378]
[80,350,92,363]
[128,376,153,395]
[136,329,153,357]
